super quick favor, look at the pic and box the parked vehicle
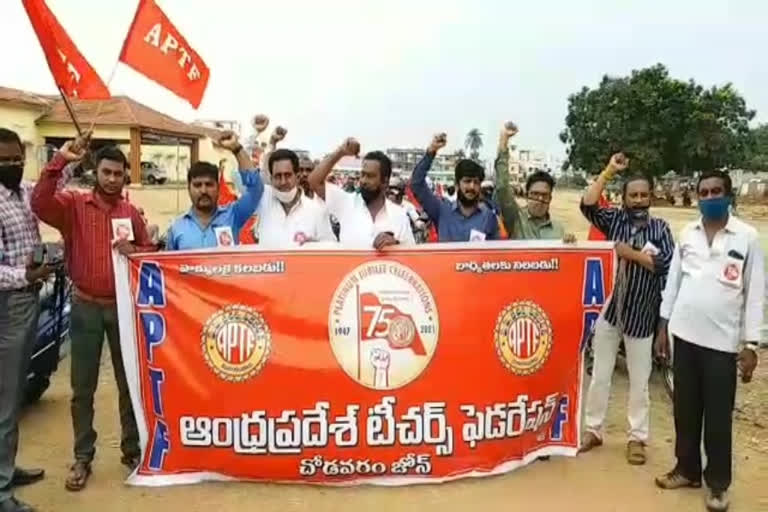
[141,161,167,184]
[25,263,72,404]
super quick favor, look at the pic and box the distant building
[193,119,242,135]
[386,147,477,185]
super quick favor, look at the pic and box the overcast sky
[2,0,767,160]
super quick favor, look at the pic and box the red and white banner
[120,0,210,108]
[115,242,614,486]
[22,0,111,99]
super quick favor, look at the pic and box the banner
[116,242,614,486]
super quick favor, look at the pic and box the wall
[0,104,47,179]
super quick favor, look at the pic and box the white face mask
[274,187,298,204]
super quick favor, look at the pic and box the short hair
[268,149,299,175]
[0,128,23,153]
[187,161,219,183]
[93,145,127,169]
[363,151,392,182]
[526,171,555,193]
[455,159,484,181]
[696,169,733,197]
[621,174,654,197]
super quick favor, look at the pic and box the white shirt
[255,186,335,248]
[660,215,765,353]
[324,184,415,248]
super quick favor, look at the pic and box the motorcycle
[24,258,73,405]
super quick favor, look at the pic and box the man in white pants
[578,153,675,465]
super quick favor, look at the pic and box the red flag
[22,0,111,99]
[238,216,258,245]
[587,193,610,241]
[405,183,438,243]
[218,169,237,206]
[119,0,210,108]
[359,292,427,356]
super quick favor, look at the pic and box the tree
[559,64,755,176]
[465,129,483,162]
[744,124,768,171]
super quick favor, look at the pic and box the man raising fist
[410,133,498,242]
[308,138,414,249]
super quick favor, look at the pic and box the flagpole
[356,284,362,381]
[57,86,82,136]
[87,59,121,133]
[175,138,181,214]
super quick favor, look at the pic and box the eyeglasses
[527,191,552,203]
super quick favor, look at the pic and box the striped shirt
[580,201,675,338]
[0,182,42,290]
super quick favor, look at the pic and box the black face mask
[626,205,650,222]
[0,165,23,192]
[360,186,381,204]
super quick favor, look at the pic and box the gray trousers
[69,297,139,463]
[0,288,40,502]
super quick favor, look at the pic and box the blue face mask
[698,196,730,220]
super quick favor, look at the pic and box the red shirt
[31,154,155,300]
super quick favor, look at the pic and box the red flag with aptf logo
[359,292,427,356]
[119,0,210,108]
[22,0,111,99]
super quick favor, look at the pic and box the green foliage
[745,124,768,171]
[560,64,755,176]
[465,129,483,162]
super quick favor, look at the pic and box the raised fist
[338,137,360,157]
[270,126,287,144]
[217,130,241,152]
[370,348,391,370]
[429,133,447,153]
[503,121,519,137]
[607,152,629,173]
[252,114,270,133]
[58,130,91,162]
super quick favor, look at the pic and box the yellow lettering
[187,64,201,81]
[144,23,162,46]
[160,34,179,54]
[178,47,192,68]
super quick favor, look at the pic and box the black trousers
[673,337,737,492]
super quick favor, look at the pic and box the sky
[2,0,768,161]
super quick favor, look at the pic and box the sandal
[65,461,91,492]
[626,441,646,465]
[578,431,603,453]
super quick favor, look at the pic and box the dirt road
[24,187,766,512]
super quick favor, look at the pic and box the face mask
[626,205,649,222]
[0,165,23,191]
[274,187,298,204]
[699,196,730,220]
[360,186,380,204]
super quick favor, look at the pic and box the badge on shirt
[723,262,740,282]
[214,226,235,247]
[111,218,134,242]
[469,229,486,242]
[641,241,659,256]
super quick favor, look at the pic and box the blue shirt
[165,169,264,250]
[410,154,499,242]
[580,201,675,338]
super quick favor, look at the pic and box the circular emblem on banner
[494,300,553,376]
[723,263,740,282]
[201,304,272,382]
[328,261,439,390]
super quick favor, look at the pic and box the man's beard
[360,186,381,204]
[94,181,121,200]
[195,195,216,212]
[457,189,479,208]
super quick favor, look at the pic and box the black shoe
[0,497,37,512]
[121,454,141,471]
[11,467,44,487]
